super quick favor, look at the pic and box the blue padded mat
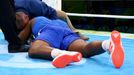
[0,32,134,75]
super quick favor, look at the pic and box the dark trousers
[0,0,21,45]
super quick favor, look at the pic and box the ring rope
[66,13,134,19]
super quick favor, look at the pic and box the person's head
[16,12,30,30]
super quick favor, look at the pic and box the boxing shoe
[109,30,124,68]
[52,52,82,68]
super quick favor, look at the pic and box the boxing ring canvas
[0,30,134,75]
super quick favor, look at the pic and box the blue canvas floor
[0,31,134,75]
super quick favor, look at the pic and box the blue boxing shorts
[35,25,80,50]
[32,17,80,50]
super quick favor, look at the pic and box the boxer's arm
[18,20,32,43]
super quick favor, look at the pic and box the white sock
[102,39,110,51]
[51,48,78,58]
[51,49,63,58]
